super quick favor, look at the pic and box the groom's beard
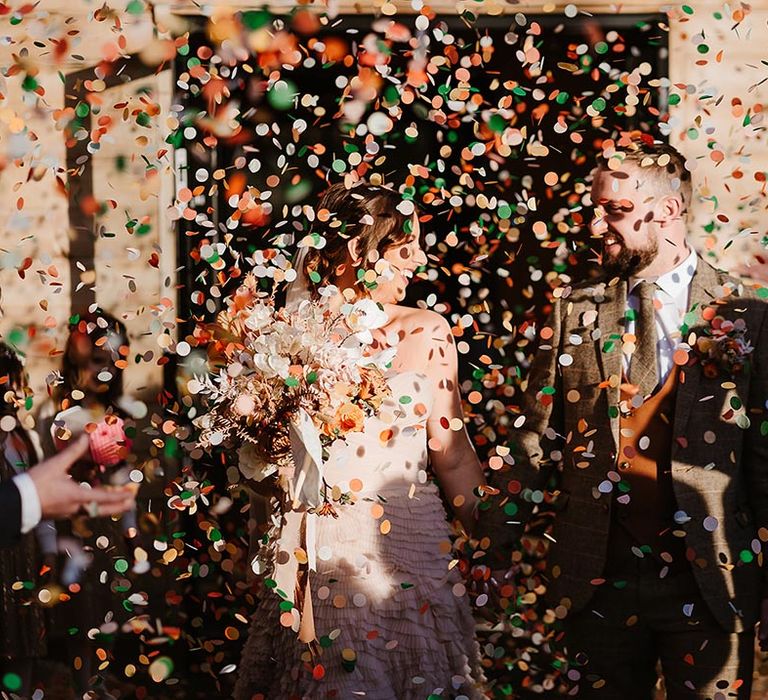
[602,232,659,279]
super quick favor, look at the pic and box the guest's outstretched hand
[28,434,137,520]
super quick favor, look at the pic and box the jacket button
[619,461,631,470]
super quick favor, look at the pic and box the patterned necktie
[630,280,659,397]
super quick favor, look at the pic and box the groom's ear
[346,237,363,265]
[657,194,684,225]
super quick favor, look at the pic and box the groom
[480,140,768,698]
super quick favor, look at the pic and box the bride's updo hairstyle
[304,181,420,292]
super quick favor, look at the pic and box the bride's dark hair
[304,181,421,289]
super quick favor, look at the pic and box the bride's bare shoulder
[385,306,454,368]
[386,305,451,337]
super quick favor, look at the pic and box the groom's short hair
[609,140,693,214]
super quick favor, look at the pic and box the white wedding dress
[234,370,486,699]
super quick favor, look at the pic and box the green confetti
[268,81,296,110]
[488,114,506,132]
[2,674,21,692]
[126,0,145,14]
[242,10,271,29]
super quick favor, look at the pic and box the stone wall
[668,2,768,282]
[0,4,172,413]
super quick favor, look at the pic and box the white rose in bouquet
[343,298,388,344]
[244,302,274,331]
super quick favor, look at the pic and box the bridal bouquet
[194,274,395,513]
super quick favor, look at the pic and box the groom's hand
[468,564,500,624]
[758,598,768,651]
[468,564,516,624]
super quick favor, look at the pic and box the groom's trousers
[563,552,754,700]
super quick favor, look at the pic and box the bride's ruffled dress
[235,371,486,699]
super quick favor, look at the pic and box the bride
[234,182,487,699]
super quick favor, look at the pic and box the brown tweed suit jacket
[480,258,768,632]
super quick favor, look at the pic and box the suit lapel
[673,258,722,440]
[596,279,627,454]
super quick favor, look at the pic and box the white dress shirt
[13,472,41,533]
[4,437,42,534]
[623,248,698,384]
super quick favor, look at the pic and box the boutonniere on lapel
[679,306,754,378]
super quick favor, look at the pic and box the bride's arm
[418,311,486,534]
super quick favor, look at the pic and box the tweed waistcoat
[607,367,688,572]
